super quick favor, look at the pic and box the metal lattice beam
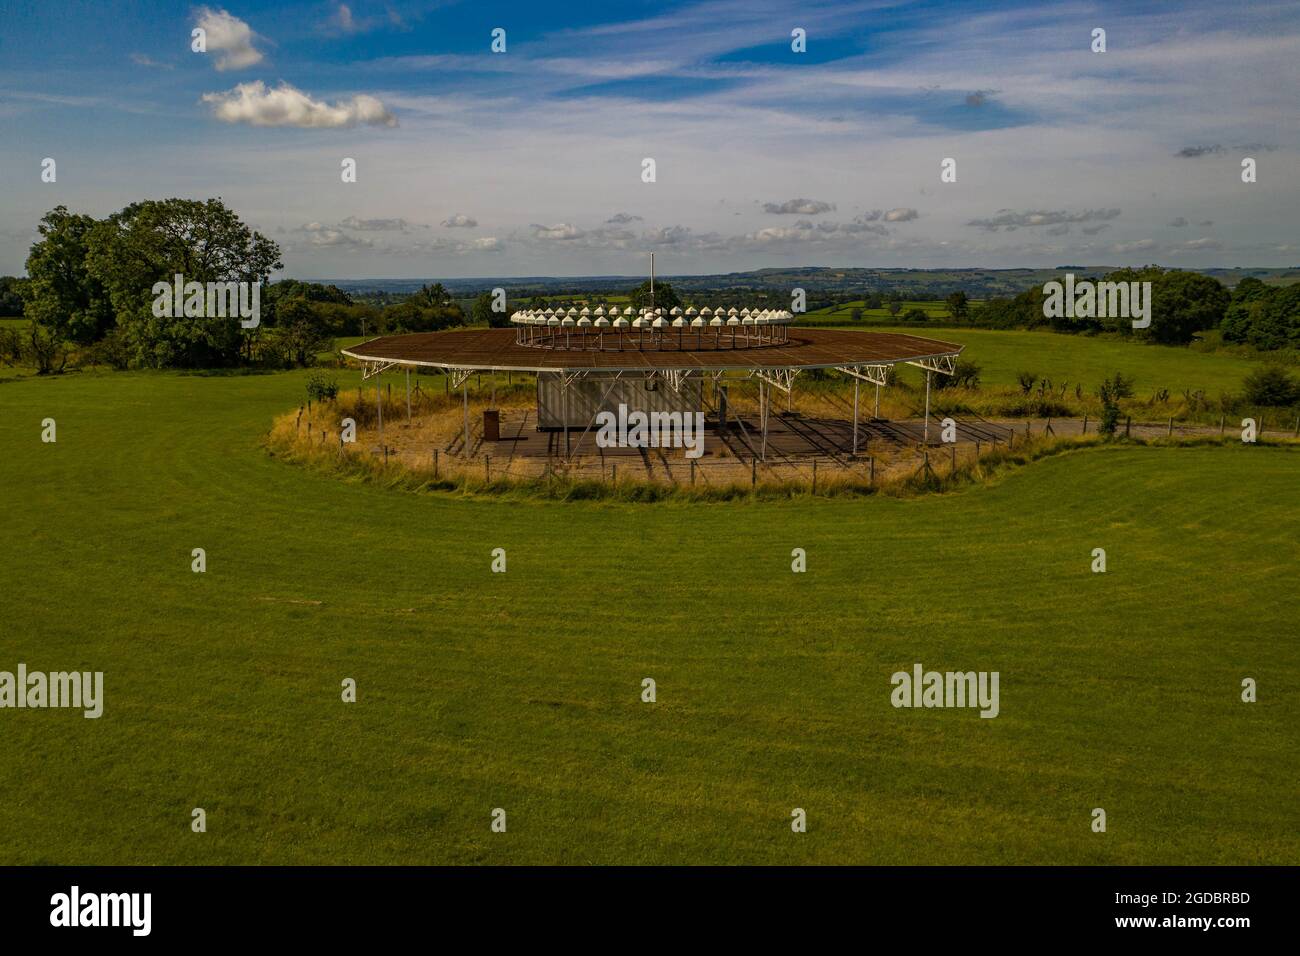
[835,364,893,386]
[753,367,799,394]
[361,360,400,380]
[906,354,958,376]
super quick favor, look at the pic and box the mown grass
[864,326,1273,398]
[0,367,1296,865]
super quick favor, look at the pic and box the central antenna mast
[649,252,655,314]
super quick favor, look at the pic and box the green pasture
[0,364,1295,864]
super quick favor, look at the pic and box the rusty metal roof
[342,327,963,373]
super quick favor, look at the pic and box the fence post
[433,449,439,478]
[1168,416,1174,437]
[812,458,817,495]
[485,456,491,482]
[869,456,875,485]
[1220,415,1226,436]
[1082,414,1088,434]
[612,462,617,484]
[751,457,757,488]
[383,445,388,464]
[1125,416,1132,438]
[691,459,696,486]
[951,444,957,473]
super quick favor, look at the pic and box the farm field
[862,326,1267,395]
[0,366,1296,864]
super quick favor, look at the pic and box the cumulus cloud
[1177,143,1276,158]
[296,222,374,248]
[530,222,584,240]
[967,208,1121,232]
[202,81,397,128]
[194,7,264,71]
[441,214,478,228]
[762,198,835,215]
[606,212,643,224]
[1111,239,1155,254]
[884,207,919,222]
[338,216,420,231]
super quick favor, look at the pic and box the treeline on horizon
[1,199,1298,373]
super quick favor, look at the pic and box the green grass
[868,326,1269,396]
[0,367,1296,864]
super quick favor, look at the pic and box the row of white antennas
[509,305,795,328]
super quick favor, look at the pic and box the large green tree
[23,207,115,344]
[85,198,282,367]
[628,280,682,312]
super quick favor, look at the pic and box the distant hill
[323,266,1300,300]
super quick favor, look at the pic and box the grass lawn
[0,367,1296,864]
[866,326,1269,396]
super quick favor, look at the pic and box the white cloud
[884,207,919,222]
[339,216,419,231]
[530,222,584,240]
[335,3,357,34]
[202,81,397,128]
[441,214,478,228]
[194,7,265,72]
[763,198,835,215]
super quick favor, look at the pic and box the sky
[1,0,1298,279]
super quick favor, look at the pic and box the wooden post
[1220,415,1225,436]
[1293,415,1299,438]
[1125,416,1132,438]
[812,458,818,494]
[1082,414,1088,434]
[975,439,981,457]
[869,457,875,484]
[611,462,617,483]
[383,445,389,464]
[951,444,957,473]
[376,381,383,443]
[691,458,696,486]
[485,456,491,482]
[751,457,757,487]
[405,368,412,422]
[1168,416,1174,436]
[433,449,439,478]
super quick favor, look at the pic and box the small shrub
[306,371,340,402]
[1241,365,1299,407]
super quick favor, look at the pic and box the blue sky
[1,0,1298,278]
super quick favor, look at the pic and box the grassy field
[0,366,1297,865]
[864,326,1269,397]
